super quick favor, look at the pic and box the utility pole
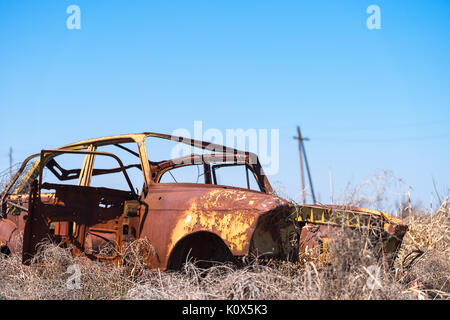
[293,126,316,204]
[294,126,307,203]
[293,126,317,204]
[301,135,316,204]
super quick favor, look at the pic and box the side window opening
[159,164,205,184]
[88,155,136,192]
[158,162,261,192]
[42,153,86,186]
[92,144,144,194]
[90,143,144,194]
[212,164,260,191]
[41,145,143,195]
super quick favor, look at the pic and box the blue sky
[1,0,449,209]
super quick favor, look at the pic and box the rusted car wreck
[0,132,408,269]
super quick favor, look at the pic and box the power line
[313,133,450,143]
[321,120,450,131]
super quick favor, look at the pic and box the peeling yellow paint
[168,189,258,255]
[382,212,403,225]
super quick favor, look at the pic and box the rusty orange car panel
[139,183,292,268]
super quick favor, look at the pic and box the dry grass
[394,198,450,298]
[127,232,415,300]
[1,199,448,300]
[0,243,132,299]
[0,167,448,300]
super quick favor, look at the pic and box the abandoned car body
[0,133,408,269]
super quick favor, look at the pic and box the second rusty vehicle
[0,132,408,269]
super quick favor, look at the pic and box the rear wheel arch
[166,231,235,270]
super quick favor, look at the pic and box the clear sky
[1,0,449,209]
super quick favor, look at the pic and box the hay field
[0,198,448,300]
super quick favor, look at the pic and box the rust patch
[169,189,257,253]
